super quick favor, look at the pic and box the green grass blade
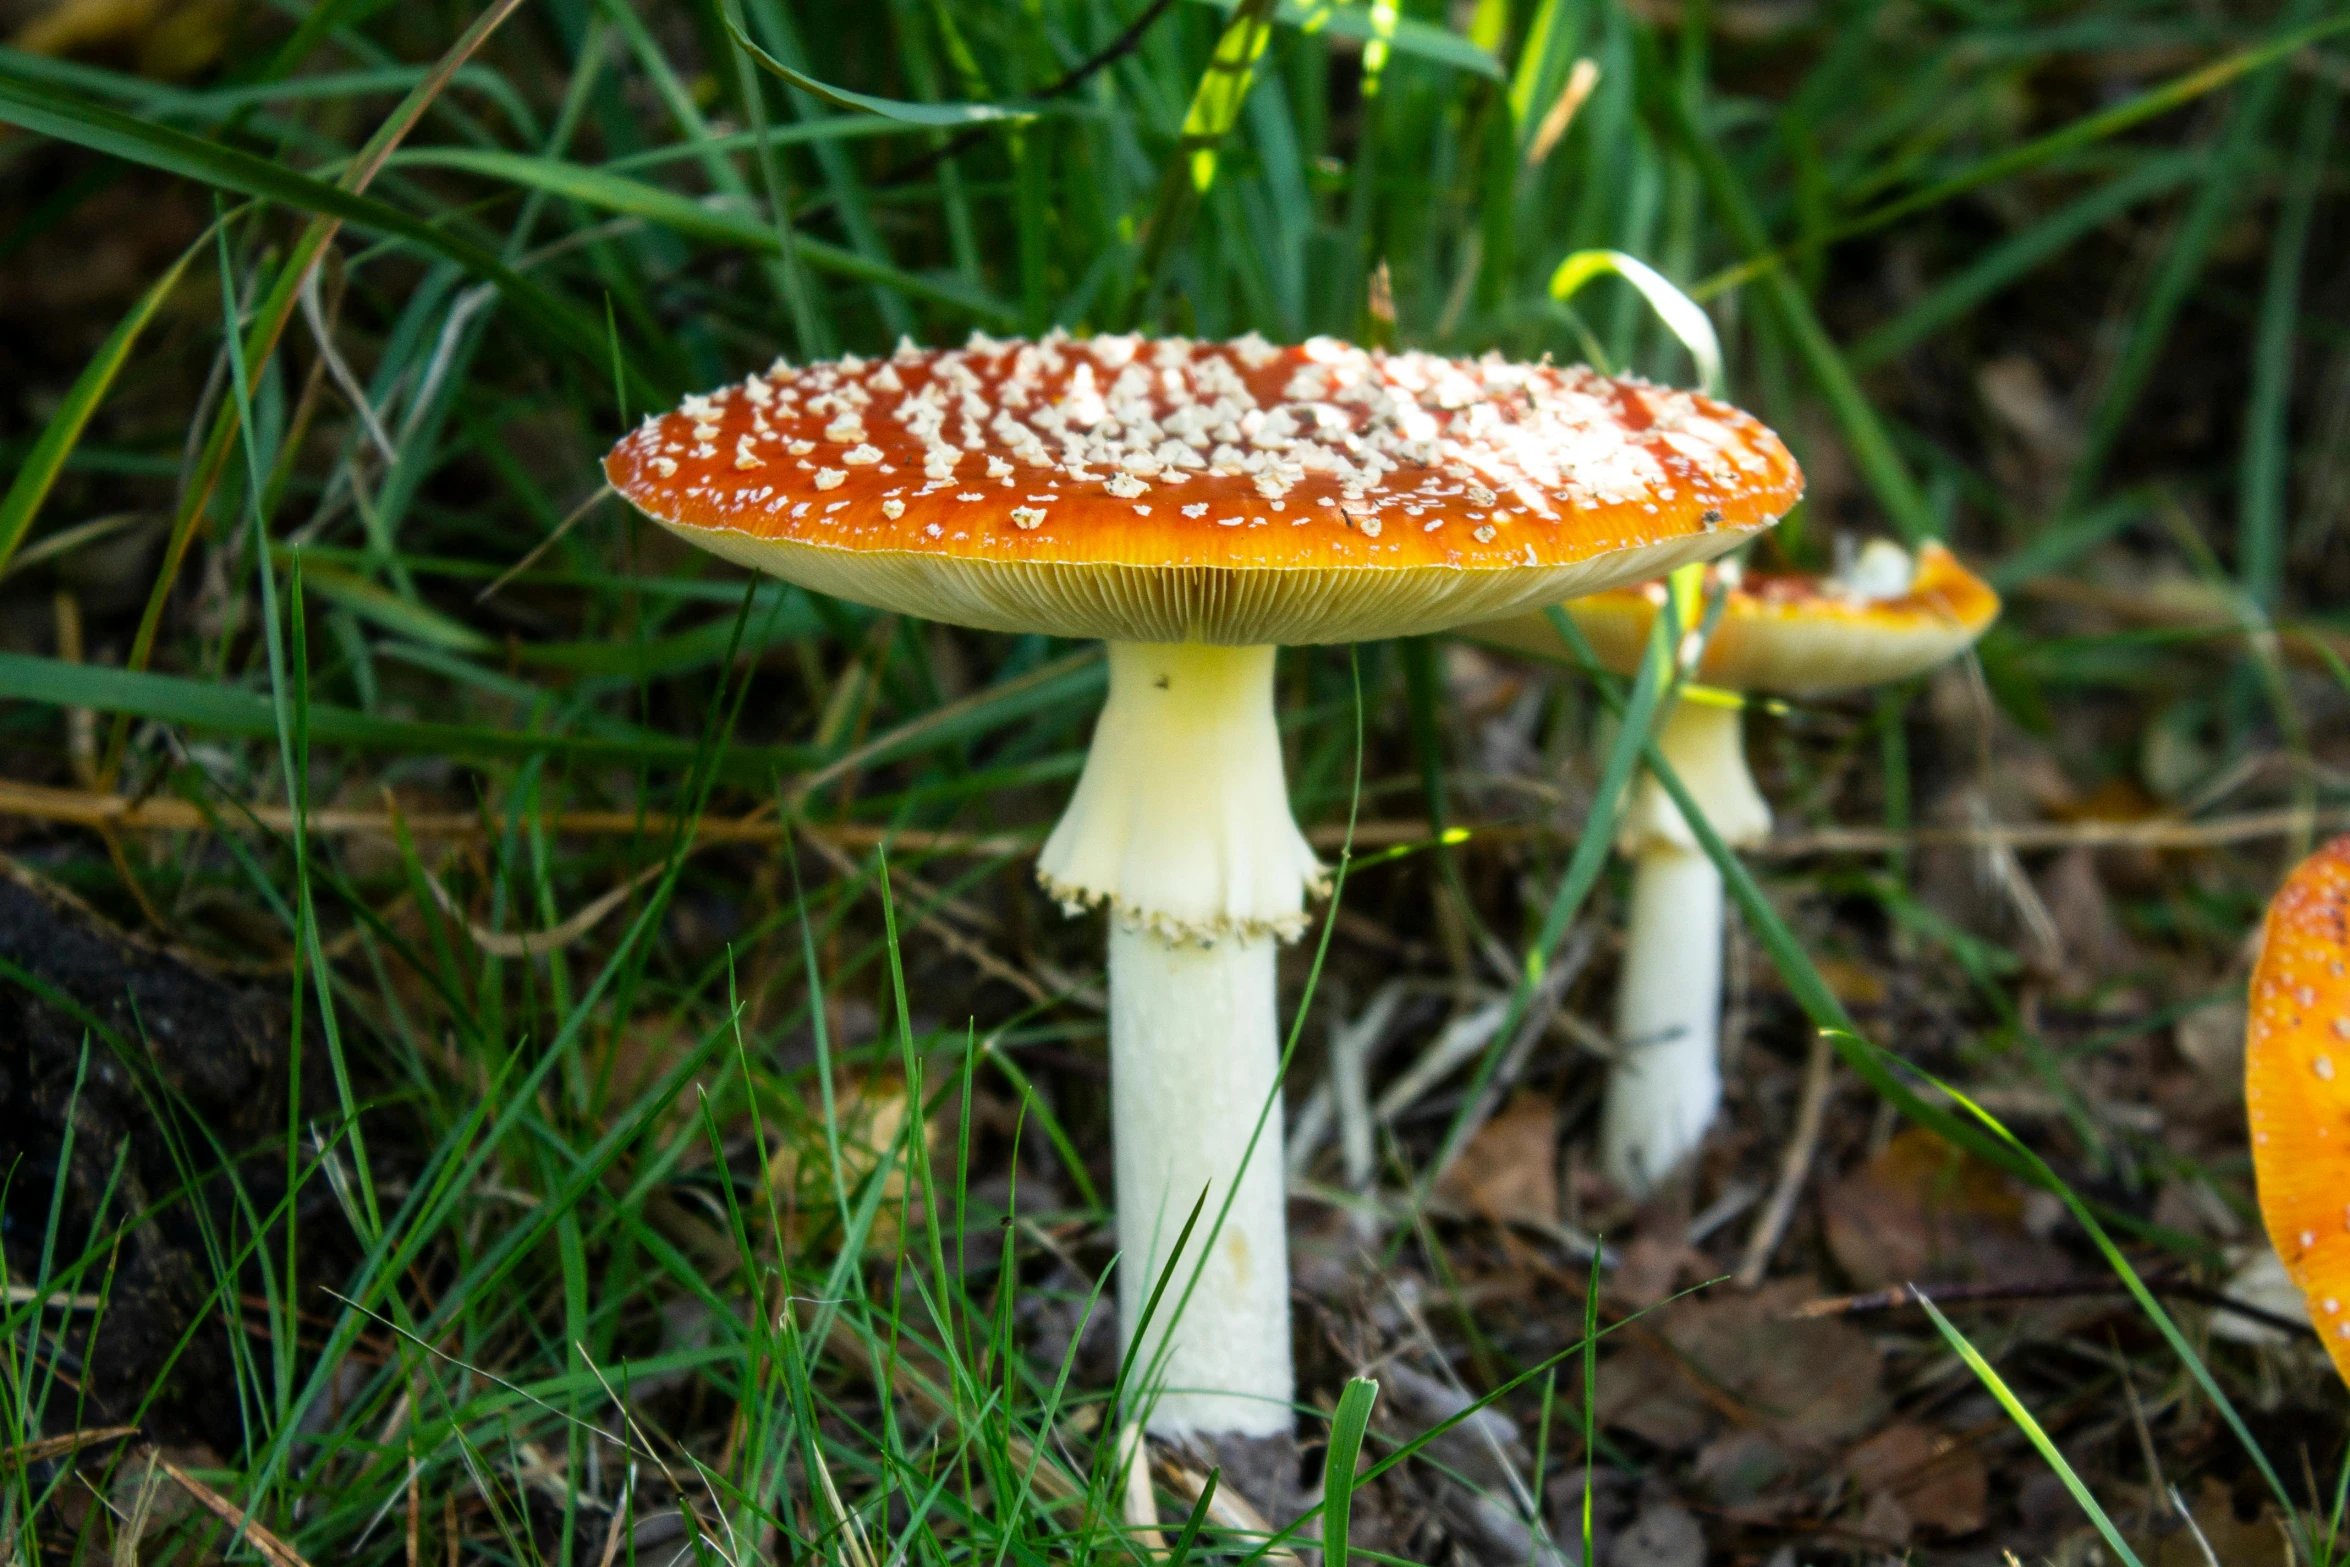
[1321,1376,1379,1567]
[718,13,1039,124]
[1915,1292,2148,1567]
[1549,247,1721,393]
[1848,153,2197,369]
[1659,52,1936,542]
[0,73,631,389]
[0,227,205,577]
[1165,1466,1220,1567]
[1188,0,1503,80]
[2237,79,2336,606]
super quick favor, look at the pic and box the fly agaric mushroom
[604,330,1801,1438]
[2245,834,2350,1387]
[1471,540,1999,1195]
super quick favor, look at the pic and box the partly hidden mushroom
[604,329,1800,1442]
[1471,539,1999,1196]
[2245,834,2350,1386]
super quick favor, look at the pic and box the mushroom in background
[604,330,1800,1446]
[2245,834,2350,1387]
[1471,540,2000,1196]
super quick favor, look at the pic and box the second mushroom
[1473,540,2000,1196]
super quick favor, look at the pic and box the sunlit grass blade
[1189,0,1502,80]
[1549,247,1721,393]
[1914,1290,2148,1567]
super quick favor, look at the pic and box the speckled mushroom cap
[1467,540,1999,695]
[602,331,1802,646]
[2247,836,2350,1387]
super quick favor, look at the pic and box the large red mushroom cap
[2246,835,2350,1387]
[603,331,1801,645]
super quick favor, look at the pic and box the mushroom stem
[1603,847,1726,1195]
[1108,924,1294,1436]
[1600,695,1770,1195]
[1040,640,1319,1438]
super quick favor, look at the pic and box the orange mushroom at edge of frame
[2245,833,2350,1388]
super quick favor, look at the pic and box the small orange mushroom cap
[604,332,1802,645]
[1469,540,1999,695]
[2246,835,2350,1387]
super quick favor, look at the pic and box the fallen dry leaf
[2119,1477,2293,1567]
[768,1072,934,1252]
[1609,1498,1705,1567]
[1598,1280,1886,1457]
[1821,1127,2069,1290]
[1434,1091,1558,1226]
[1605,1231,1709,1311]
[1845,1421,1987,1539]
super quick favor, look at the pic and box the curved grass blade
[1849,153,2197,370]
[1188,0,1501,81]
[1914,1290,2147,1567]
[1926,1067,2308,1555]
[1322,1377,1379,1567]
[0,74,621,382]
[1550,248,1721,394]
[386,147,1014,323]
[718,14,1038,125]
[0,652,808,776]
[1690,11,2350,302]
[0,225,205,579]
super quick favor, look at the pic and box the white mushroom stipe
[1038,641,1321,1437]
[1039,642,1326,945]
[1107,923,1295,1438]
[1600,697,1771,1196]
[1602,848,1726,1196]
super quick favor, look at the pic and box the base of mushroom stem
[1599,846,1726,1197]
[1171,1429,1307,1535]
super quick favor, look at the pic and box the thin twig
[7,779,2343,856]
[476,485,615,603]
[1733,1027,1836,1288]
[0,1425,138,1470]
[155,1455,316,1567]
[1791,1277,2318,1340]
